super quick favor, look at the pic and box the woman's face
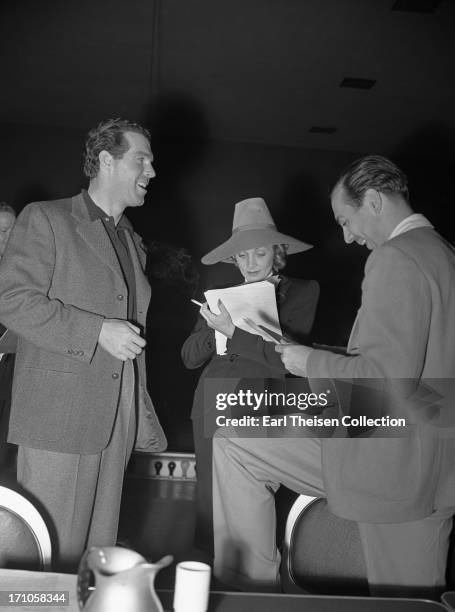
[235,245,275,283]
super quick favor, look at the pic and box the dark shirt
[83,190,137,322]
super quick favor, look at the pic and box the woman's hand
[200,299,235,338]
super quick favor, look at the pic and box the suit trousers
[0,354,15,467]
[17,360,136,572]
[192,415,214,558]
[212,429,454,598]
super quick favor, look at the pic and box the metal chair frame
[281,494,318,594]
[0,485,52,570]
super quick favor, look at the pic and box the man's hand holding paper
[275,342,313,377]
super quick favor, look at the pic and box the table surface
[0,569,449,612]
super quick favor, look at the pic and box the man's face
[109,131,155,207]
[0,211,16,257]
[331,184,383,250]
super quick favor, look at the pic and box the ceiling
[1,0,454,154]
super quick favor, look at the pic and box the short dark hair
[83,118,151,178]
[333,155,409,208]
[0,203,16,217]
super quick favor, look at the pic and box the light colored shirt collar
[389,214,433,241]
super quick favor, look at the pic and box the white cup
[173,561,211,612]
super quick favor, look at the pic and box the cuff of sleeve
[306,348,325,379]
[79,313,105,362]
[298,346,313,376]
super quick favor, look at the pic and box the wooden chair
[0,485,52,571]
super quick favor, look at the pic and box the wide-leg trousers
[192,415,214,557]
[17,361,136,572]
[212,431,454,598]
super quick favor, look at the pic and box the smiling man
[331,160,417,250]
[0,118,166,570]
[212,155,455,597]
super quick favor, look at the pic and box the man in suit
[0,203,17,470]
[0,118,166,570]
[212,155,455,597]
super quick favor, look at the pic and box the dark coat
[182,276,320,421]
[182,275,320,554]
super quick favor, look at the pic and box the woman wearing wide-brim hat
[181,197,320,559]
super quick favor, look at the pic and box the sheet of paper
[204,280,282,355]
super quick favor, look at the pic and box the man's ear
[364,188,383,216]
[98,150,113,172]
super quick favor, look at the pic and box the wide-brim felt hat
[201,197,313,265]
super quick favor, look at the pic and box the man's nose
[343,226,355,244]
[144,162,156,178]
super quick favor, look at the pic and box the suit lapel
[276,276,293,321]
[77,218,125,281]
[71,193,150,313]
[71,193,124,282]
[123,230,151,316]
[347,311,361,354]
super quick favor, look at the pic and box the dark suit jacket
[182,276,320,420]
[0,193,166,454]
[0,322,14,405]
[0,321,15,454]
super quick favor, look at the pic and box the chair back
[0,485,51,571]
[447,517,455,588]
[281,494,368,595]
[441,591,455,611]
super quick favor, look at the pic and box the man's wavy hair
[83,118,151,179]
[333,155,409,209]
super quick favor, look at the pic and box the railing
[129,451,197,481]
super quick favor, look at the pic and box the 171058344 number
[0,591,69,606]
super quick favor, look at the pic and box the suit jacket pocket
[12,367,76,442]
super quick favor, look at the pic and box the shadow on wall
[144,242,202,452]
[278,171,366,347]
[129,91,211,451]
[130,90,211,249]
[393,122,455,244]
[12,184,53,214]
